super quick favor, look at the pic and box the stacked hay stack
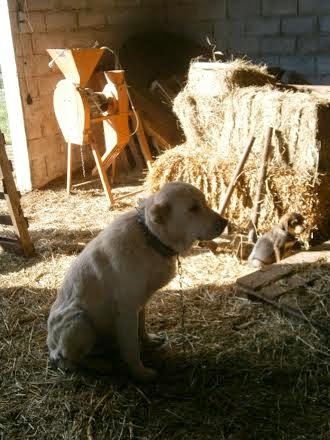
[146,60,330,238]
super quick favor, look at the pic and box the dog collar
[135,208,178,258]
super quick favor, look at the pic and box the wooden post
[134,112,153,171]
[111,158,117,183]
[128,135,145,170]
[90,140,115,207]
[66,142,72,195]
[219,135,255,216]
[248,127,273,243]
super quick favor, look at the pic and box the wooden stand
[0,131,34,256]
[59,70,153,207]
[66,111,153,206]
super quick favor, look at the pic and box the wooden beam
[236,242,330,293]
[90,141,115,207]
[134,112,153,171]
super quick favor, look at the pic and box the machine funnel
[47,48,104,87]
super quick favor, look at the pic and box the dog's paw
[133,367,158,382]
[141,333,166,348]
[50,355,76,372]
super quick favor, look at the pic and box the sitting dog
[47,181,228,381]
[248,212,306,269]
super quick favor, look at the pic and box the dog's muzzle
[200,214,228,241]
[215,216,228,235]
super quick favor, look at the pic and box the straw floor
[0,177,329,440]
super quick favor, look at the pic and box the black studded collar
[135,207,178,258]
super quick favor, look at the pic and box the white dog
[47,181,228,381]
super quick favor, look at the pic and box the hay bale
[145,143,330,238]
[145,59,330,238]
[173,60,330,178]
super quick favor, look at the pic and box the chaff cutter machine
[47,47,152,205]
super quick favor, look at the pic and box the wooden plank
[128,134,145,170]
[150,78,181,106]
[236,263,295,291]
[257,272,317,300]
[0,214,13,225]
[134,112,153,171]
[129,88,184,150]
[277,249,330,264]
[237,243,330,292]
[142,119,172,150]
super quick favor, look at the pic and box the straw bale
[145,143,330,237]
[145,59,330,237]
[173,60,330,178]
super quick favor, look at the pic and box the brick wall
[5,0,330,188]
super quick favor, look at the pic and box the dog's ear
[150,202,171,224]
[137,197,146,210]
[279,214,289,231]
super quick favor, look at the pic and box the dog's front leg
[274,245,281,263]
[139,308,165,347]
[116,306,157,382]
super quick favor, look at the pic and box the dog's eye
[189,204,200,213]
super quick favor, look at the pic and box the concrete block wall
[166,0,330,84]
[7,0,165,188]
[5,0,330,188]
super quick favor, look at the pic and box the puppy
[47,181,228,381]
[248,212,306,269]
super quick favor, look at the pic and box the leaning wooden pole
[198,135,255,253]
[248,127,273,243]
[0,131,35,256]
[219,135,255,216]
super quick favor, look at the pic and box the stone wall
[5,0,330,188]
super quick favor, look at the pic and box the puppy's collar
[135,207,178,258]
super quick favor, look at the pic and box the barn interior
[0,1,330,439]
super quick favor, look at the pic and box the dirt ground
[0,176,329,440]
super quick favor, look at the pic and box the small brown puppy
[47,181,228,381]
[248,213,306,268]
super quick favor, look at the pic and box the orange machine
[47,48,153,206]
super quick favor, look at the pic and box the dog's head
[279,212,306,236]
[143,181,228,254]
